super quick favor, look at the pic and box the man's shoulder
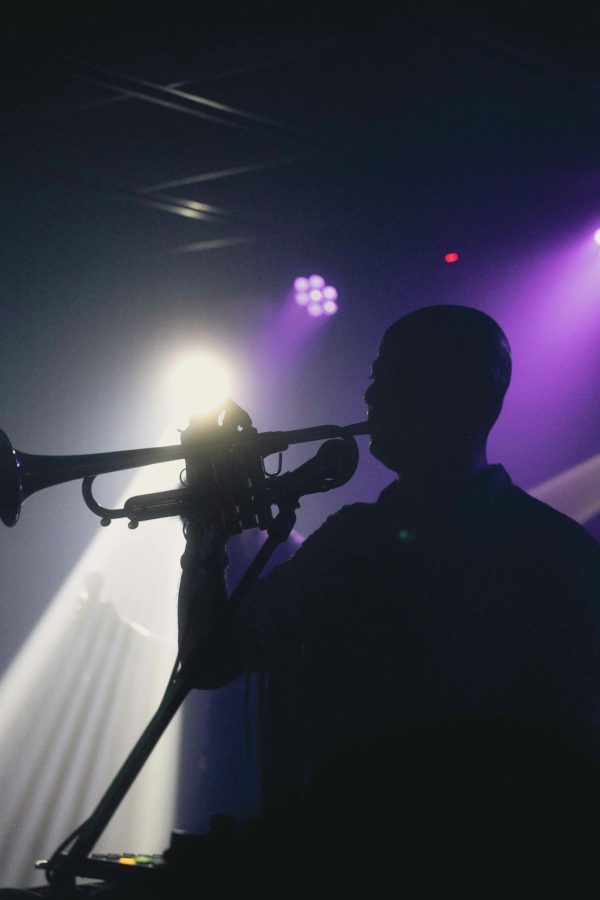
[312,483,397,533]
[502,482,600,563]
[304,500,382,544]
[293,486,396,559]
[507,483,592,532]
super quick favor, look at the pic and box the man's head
[365,305,511,474]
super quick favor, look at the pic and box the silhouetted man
[178,305,600,875]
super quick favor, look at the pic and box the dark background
[2,3,600,675]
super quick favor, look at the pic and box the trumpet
[0,421,370,530]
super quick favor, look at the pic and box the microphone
[269,438,359,504]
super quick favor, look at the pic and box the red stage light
[444,252,459,264]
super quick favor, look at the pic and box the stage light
[444,252,459,264]
[293,275,339,317]
[168,350,232,425]
[594,230,600,247]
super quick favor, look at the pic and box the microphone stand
[43,497,300,896]
[41,432,359,895]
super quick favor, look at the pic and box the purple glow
[594,230,600,247]
[292,274,339,318]
[485,228,600,498]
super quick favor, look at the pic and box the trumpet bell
[0,430,20,526]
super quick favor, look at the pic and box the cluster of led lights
[294,275,338,317]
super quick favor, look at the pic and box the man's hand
[176,399,255,672]
[178,520,229,667]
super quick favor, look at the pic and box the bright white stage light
[593,229,600,247]
[167,351,232,426]
[0,434,185,888]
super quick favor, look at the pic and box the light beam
[0,435,185,888]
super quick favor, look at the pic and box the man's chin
[368,436,402,473]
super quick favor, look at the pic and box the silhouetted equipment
[0,421,368,528]
[0,410,369,895]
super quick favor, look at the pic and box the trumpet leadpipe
[257,421,370,454]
